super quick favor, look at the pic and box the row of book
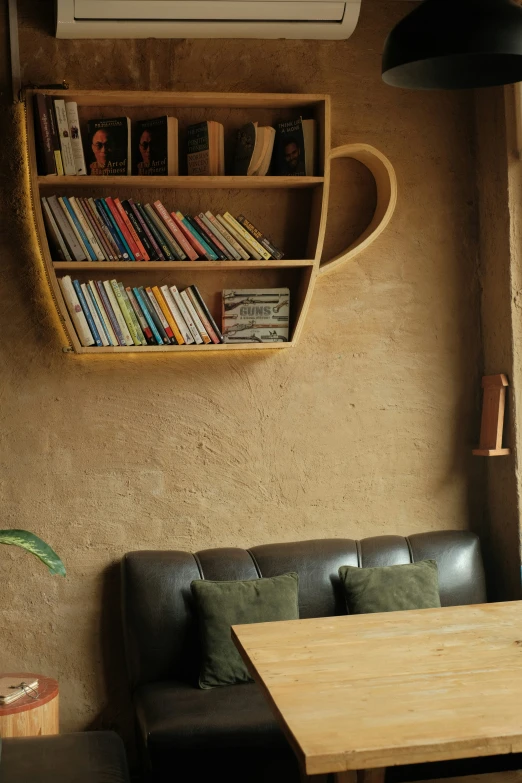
[34,93,315,178]
[42,195,284,263]
[59,276,223,348]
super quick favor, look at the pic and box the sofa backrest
[121,531,486,689]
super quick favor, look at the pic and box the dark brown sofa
[121,532,487,782]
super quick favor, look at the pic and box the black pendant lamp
[382,0,522,90]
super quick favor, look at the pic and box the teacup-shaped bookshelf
[26,90,397,354]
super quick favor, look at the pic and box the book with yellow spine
[223,212,272,261]
[110,280,142,346]
[152,286,185,345]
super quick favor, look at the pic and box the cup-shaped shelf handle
[318,143,398,277]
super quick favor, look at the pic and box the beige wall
[0,0,483,734]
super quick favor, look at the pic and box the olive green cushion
[338,560,441,614]
[191,572,299,689]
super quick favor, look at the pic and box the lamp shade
[382,0,522,90]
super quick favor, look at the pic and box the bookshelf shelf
[26,89,397,355]
[38,175,325,190]
[52,260,315,271]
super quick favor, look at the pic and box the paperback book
[233,122,275,176]
[222,288,290,343]
[187,121,225,176]
[273,117,316,176]
[133,116,179,176]
[86,117,131,175]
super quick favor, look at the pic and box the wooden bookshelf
[25,89,397,355]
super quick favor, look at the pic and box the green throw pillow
[338,560,441,614]
[191,572,299,689]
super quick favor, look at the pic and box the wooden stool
[0,673,59,738]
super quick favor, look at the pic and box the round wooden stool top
[0,673,59,737]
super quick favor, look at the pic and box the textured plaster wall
[0,0,483,735]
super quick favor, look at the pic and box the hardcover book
[273,117,315,176]
[86,117,131,175]
[133,116,178,176]
[222,288,290,343]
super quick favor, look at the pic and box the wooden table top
[232,601,522,777]
[0,673,58,716]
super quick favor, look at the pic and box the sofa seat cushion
[135,680,287,751]
[0,731,129,782]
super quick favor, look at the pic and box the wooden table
[232,601,522,782]
[0,673,59,738]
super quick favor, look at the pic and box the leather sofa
[0,731,130,782]
[121,531,487,782]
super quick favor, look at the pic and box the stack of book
[59,275,223,347]
[34,94,179,177]
[42,195,284,262]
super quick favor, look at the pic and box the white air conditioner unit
[55,0,362,39]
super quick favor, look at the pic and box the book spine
[181,289,211,344]
[153,200,197,261]
[47,195,86,260]
[237,214,283,260]
[58,196,92,259]
[170,211,205,258]
[113,198,147,260]
[133,287,164,346]
[96,280,125,345]
[94,199,127,260]
[170,285,202,344]
[45,96,63,175]
[58,275,94,346]
[129,199,164,261]
[62,196,97,260]
[186,287,221,344]
[70,197,105,261]
[199,213,240,260]
[33,93,56,175]
[135,202,172,260]
[118,283,146,345]
[82,283,109,346]
[144,204,184,260]
[99,199,133,259]
[82,198,114,260]
[103,280,134,346]
[111,280,142,346]
[122,200,156,260]
[184,215,219,261]
[224,212,270,260]
[193,215,227,260]
[53,99,77,176]
[105,197,139,260]
[160,285,195,345]
[88,280,116,345]
[139,287,171,344]
[146,287,177,343]
[207,211,249,260]
[190,284,224,342]
[65,101,87,175]
[152,286,184,344]
[72,278,102,346]
[126,287,155,344]
[41,197,71,261]
[217,214,256,259]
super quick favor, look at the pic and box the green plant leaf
[0,530,66,576]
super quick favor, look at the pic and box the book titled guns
[222,288,290,344]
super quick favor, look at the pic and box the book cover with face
[133,116,175,176]
[86,117,130,175]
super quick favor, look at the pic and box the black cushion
[0,732,130,783]
[135,680,286,751]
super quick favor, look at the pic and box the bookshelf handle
[318,143,398,277]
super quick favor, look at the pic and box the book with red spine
[105,197,142,261]
[126,287,155,344]
[196,212,230,256]
[170,211,206,258]
[185,287,221,344]
[114,197,148,260]
[193,215,227,260]
[153,200,198,261]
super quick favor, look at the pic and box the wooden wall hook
[472,374,511,457]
